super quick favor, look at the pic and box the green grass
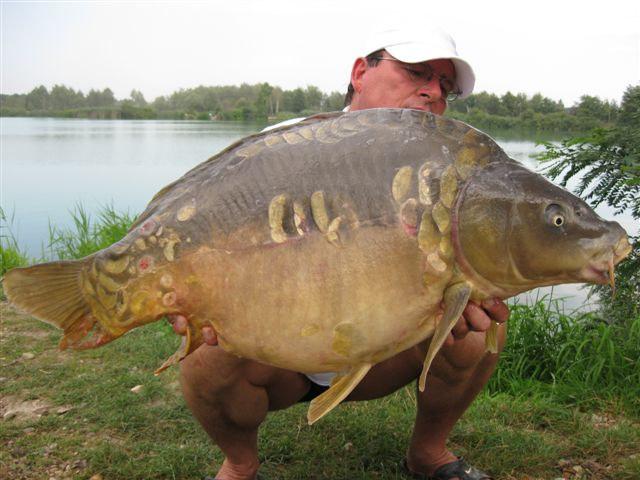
[490,299,640,415]
[0,207,30,276]
[1,203,135,270]
[1,302,639,479]
[1,204,135,298]
[46,203,136,260]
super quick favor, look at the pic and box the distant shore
[1,82,618,133]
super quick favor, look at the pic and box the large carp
[3,108,631,423]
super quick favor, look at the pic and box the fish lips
[578,235,632,287]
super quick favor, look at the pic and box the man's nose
[416,79,443,101]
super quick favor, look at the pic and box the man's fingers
[480,298,510,323]
[450,315,469,339]
[442,299,510,345]
[462,302,491,332]
[202,326,219,346]
[168,314,188,335]
[167,316,219,346]
[444,332,455,347]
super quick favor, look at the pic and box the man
[172,27,510,480]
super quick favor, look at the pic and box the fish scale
[3,108,631,425]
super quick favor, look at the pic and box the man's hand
[445,298,509,346]
[167,314,219,346]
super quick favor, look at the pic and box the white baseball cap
[362,27,476,98]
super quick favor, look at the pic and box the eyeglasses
[370,57,461,102]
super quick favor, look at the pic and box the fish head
[454,161,632,296]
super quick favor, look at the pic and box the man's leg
[179,304,507,479]
[179,345,311,480]
[405,324,507,476]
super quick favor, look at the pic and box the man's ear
[350,58,367,94]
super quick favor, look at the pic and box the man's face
[349,55,456,115]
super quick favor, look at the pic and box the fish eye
[545,203,566,228]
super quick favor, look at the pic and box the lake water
[1,117,635,311]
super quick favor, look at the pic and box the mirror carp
[3,108,631,424]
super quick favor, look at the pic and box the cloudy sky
[2,0,638,106]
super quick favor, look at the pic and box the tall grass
[0,207,30,275]
[46,203,136,260]
[1,203,135,280]
[490,298,640,414]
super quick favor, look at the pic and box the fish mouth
[579,236,631,290]
[580,262,613,285]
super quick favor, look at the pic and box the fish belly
[188,227,443,372]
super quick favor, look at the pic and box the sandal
[203,474,266,480]
[402,456,493,480]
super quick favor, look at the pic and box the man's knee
[431,324,507,385]
[179,345,245,402]
[179,344,310,413]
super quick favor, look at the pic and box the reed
[0,207,30,276]
[490,298,640,414]
[45,203,136,260]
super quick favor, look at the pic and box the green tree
[25,85,50,111]
[501,91,526,116]
[304,86,323,111]
[130,89,147,107]
[86,88,115,108]
[324,91,345,111]
[234,98,255,121]
[49,85,84,110]
[529,93,563,114]
[281,88,306,113]
[255,83,273,119]
[539,85,640,322]
[151,96,169,112]
[269,87,283,115]
[473,92,504,115]
[0,93,27,112]
[574,94,617,122]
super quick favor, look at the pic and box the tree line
[0,83,345,122]
[0,82,626,132]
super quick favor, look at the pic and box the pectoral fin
[307,364,372,425]
[418,283,472,392]
[154,319,206,375]
[484,320,499,354]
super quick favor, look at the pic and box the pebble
[45,443,58,452]
[130,385,143,393]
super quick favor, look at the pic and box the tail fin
[2,258,114,349]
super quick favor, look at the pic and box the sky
[1,0,639,107]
